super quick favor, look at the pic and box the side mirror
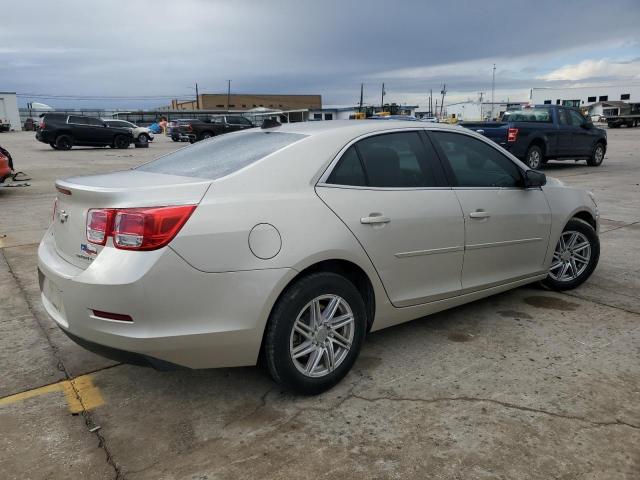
[583,121,593,129]
[525,169,546,188]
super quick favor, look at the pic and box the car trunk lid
[53,170,211,269]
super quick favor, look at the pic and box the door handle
[469,210,491,219]
[361,214,391,225]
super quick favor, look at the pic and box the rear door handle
[361,214,391,224]
[469,210,491,219]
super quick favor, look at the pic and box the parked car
[167,119,197,141]
[38,121,600,394]
[370,115,419,121]
[103,119,154,144]
[604,102,640,128]
[36,114,134,150]
[419,116,439,123]
[0,147,11,182]
[460,105,607,169]
[176,115,255,143]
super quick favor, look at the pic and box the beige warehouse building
[171,94,322,111]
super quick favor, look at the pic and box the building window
[324,113,333,120]
[599,95,608,102]
[228,104,235,108]
[543,100,552,104]
[242,104,246,108]
[588,96,596,102]
[562,100,581,107]
[621,94,630,100]
[216,104,224,108]
[556,99,561,105]
[313,113,322,120]
[253,104,257,107]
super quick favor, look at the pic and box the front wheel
[542,218,599,291]
[524,145,544,169]
[137,133,149,144]
[587,142,605,166]
[264,272,367,395]
[49,142,58,150]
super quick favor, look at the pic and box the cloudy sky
[1,0,639,109]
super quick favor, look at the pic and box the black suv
[36,114,134,150]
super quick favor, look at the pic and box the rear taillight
[86,208,115,245]
[507,128,519,143]
[86,205,195,251]
[40,120,45,129]
[185,123,193,132]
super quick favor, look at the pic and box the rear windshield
[502,108,552,122]
[136,131,307,179]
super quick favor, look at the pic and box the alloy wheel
[289,294,355,378]
[594,145,604,164]
[528,149,541,169]
[549,230,591,282]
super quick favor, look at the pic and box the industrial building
[170,93,322,112]
[0,92,21,131]
[530,84,640,115]
[445,101,527,121]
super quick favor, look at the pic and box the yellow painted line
[0,374,104,413]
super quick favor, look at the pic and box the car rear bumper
[37,226,296,369]
[36,130,55,143]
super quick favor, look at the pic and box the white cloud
[539,58,640,81]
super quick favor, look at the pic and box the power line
[16,93,182,100]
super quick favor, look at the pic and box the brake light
[40,120,45,129]
[185,123,193,132]
[86,205,195,250]
[86,209,115,245]
[507,128,519,143]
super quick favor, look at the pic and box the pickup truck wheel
[113,135,130,149]
[200,131,214,141]
[55,135,73,150]
[49,143,59,150]
[587,143,605,166]
[525,145,543,169]
[542,218,599,291]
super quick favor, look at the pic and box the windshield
[136,131,307,179]
[502,108,552,122]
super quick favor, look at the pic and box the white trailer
[0,93,21,132]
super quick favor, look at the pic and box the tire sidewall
[137,133,149,144]
[588,143,605,166]
[266,272,366,395]
[55,135,72,150]
[543,218,600,291]
[114,135,129,149]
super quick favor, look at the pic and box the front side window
[429,131,523,188]
[558,109,570,125]
[227,116,251,126]
[86,117,105,126]
[569,110,586,127]
[326,131,437,188]
[137,131,307,179]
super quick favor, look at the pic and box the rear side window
[136,131,307,179]
[430,131,523,188]
[502,108,552,122]
[86,117,104,126]
[327,131,438,188]
[68,116,89,125]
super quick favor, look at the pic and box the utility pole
[440,84,446,118]
[381,83,385,110]
[491,63,496,120]
[429,89,433,116]
[226,80,231,112]
[195,83,199,110]
[479,91,484,120]
[359,83,364,112]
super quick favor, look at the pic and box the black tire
[199,131,214,141]
[524,144,544,169]
[113,135,130,149]
[171,136,179,142]
[55,135,73,150]
[542,218,599,291]
[587,142,605,166]
[49,142,58,150]
[137,133,149,144]
[265,272,367,395]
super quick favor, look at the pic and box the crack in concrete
[1,249,125,480]
[344,394,640,430]
[223,386,274,429]
[560,290,640,316]
[599,220,640,234]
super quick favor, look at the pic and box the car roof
[274,119,461,137]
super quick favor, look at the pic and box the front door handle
[469,210,491,219]
[361,214,391,225]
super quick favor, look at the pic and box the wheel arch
[571,210,597,231]
[527,136,548,157]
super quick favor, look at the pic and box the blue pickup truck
[460,105,607,169]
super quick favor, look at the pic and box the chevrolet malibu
[38,121,600,394]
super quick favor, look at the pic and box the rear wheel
[265,272,366,395]
[199,131,214,141]
[587,142,605,166]
[55,135,73,150]
[542,218,599,291]
[49,142,58,150]
[524,145,544,169]
[113,135,130,149]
